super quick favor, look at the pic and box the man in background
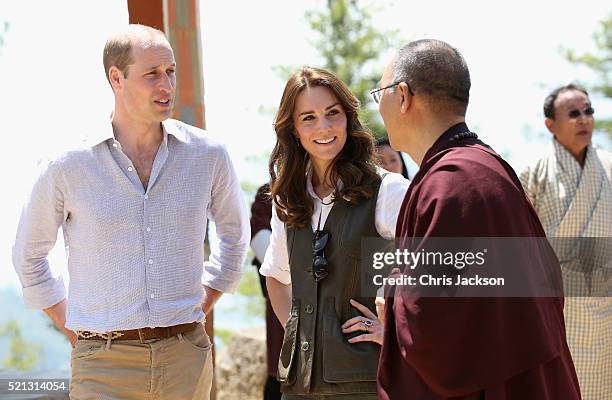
[250,183,283,400]
[520,84,611,400]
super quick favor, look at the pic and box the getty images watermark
[371,247,505,287]
[0,379,69,395]
[359,237,611,298]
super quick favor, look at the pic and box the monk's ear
[544,118,555,133]
[397,82,412,114]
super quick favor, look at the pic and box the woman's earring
[294,136,301,148]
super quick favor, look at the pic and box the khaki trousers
[70,323,213,400]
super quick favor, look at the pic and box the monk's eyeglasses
[370,81,414,104]
[312,229,330,282]
[567,106,594,119]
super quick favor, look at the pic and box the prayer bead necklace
[450,131,479,141]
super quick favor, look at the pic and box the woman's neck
[311,164,334,200]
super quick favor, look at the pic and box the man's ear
[397,82,412,114]
[108,66,123,91]
[544,118,555,134]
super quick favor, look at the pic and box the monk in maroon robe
[374,39,581,399]
[250,184,283,400]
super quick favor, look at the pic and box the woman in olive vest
[259,66,409,399]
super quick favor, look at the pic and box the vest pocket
[277,298,300,385]
[321,299,380,383]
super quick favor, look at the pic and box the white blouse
[260,170,410,284]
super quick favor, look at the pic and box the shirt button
[127,166,134,172]
[112,143,118,149]
[301,341,310,351]
[148,259,154,265]
[144,194,149,200]
[146,227,151,232]
[150,293,155,299]
[305,304,314,314]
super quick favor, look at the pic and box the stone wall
[215,326,268,400]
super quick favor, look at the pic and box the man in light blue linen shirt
[12,24,249,399]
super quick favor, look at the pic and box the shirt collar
[84,118,188,148]
[161,119,188,143]
[552,138,592,168]
[305,162,343,204]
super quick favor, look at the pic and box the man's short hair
[543,84,589,119]
[103,24,167,84]
[392,39,471,116]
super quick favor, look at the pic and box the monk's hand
[341,299,383,345]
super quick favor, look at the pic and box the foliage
[0,20,9,53]
[240,180,260,200]
[0,320,40,371]
[215,327,234,346]
[236,264,266,318]
[237,261,263,297]
[278,0,398,138]
[564,13,612,138]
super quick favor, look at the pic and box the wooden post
[127,0,206,128]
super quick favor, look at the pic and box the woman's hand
[341,299,383,345]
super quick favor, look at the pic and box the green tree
[0,320,40,371]
[0,20,9,53]
[565,13,612,138]
[236,266,265,317]
[277,0,398,138]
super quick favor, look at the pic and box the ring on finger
[364,319,372,331]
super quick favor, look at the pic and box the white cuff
[22,276,66,310]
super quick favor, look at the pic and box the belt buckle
[78,330,96,340]
[137,328,145,344]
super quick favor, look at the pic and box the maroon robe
[377,123,581,400]
[250,184,284,378]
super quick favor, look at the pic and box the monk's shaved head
[103,24,169,83]
[392,39,471,116]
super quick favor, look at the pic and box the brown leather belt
[77,322,199,343]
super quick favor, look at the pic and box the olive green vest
[278,182,391,395]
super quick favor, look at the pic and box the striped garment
[520,139,612,400]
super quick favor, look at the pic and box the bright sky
[1,0,610,289]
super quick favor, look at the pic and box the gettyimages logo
[358,237,610,298]
[372,248,488,270]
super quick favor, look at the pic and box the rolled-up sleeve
[12,159,67,309]
[202,145,249,293]
[375,172,410,240]
[259,205,291,285]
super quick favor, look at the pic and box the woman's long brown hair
[269,66,380,229]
